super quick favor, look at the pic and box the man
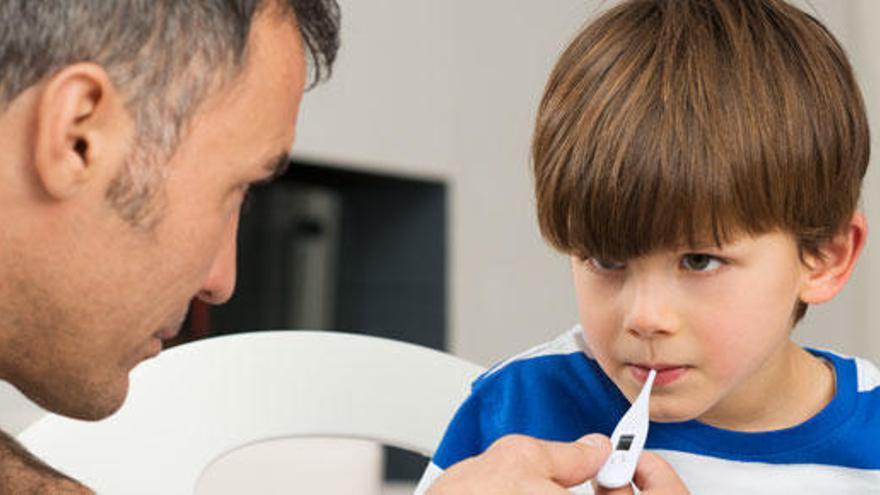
[0,1,685,493]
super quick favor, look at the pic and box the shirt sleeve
[414,377,494,493]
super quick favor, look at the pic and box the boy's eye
[681,254,723,272]
[588,258,626,271]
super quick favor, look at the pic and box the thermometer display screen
[616,434,635,451]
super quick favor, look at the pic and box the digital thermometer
[596,369,657,489]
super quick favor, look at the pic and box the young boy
[417,0,878,493]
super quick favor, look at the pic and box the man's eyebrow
[258,151,292,183]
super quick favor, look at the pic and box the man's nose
[197,217,239,305]
[623,275,678,339]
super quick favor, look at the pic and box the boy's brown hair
[532,0,870,322]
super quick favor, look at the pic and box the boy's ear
[798,212,867,305]
[33,63,131,200]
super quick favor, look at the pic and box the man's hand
[427,433,688,494]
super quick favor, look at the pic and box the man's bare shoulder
[0,429,93,494]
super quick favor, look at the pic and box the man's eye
[588,258,626,271]
[681,254,723,272]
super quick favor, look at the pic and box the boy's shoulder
[478,325,589,380]
[463,325,627,436]
[473,325,603,394]
[431,325,625,470]
[811,347,880,395]
[851,353,880,393]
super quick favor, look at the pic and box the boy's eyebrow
[258,151,292,183]
[678,237,740,252]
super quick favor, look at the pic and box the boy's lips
[628,363,689,386]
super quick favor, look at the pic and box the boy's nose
[197,217,239,305]
[623,277,678,338]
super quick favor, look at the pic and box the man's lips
[628,364,689,386]
[153,312,187,342]
[142,326,180,360]
[153,325,181,341]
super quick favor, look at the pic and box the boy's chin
[648,402,703,423]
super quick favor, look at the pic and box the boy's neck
[697,342,836,432]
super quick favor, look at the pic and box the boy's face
[571,231,816,425]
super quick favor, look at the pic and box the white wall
[787,0,879,360]
[293,0,880,366]
[293,1,456,180]
[444,1,597,364]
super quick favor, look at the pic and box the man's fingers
[633,452,689,494]
[428,434,612,494]
[553,433,611,486]
[485,433,612,487]
[592,479,634,495]
[545,434,612,486]
[429,436,686,495]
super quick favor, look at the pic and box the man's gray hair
[0,0,339,226]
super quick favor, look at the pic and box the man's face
[0,9,306,419]
[571,231,813,427]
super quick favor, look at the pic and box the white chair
[17,330,484,494]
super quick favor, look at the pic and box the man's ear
[33,63,131,200]
[799,212,867,305]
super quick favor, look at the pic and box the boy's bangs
[542,111,777,262]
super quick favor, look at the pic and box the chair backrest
[17,331,485,495]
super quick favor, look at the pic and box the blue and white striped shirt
[416,326,880,494]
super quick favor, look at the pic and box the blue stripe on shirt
[432,347,880,470]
